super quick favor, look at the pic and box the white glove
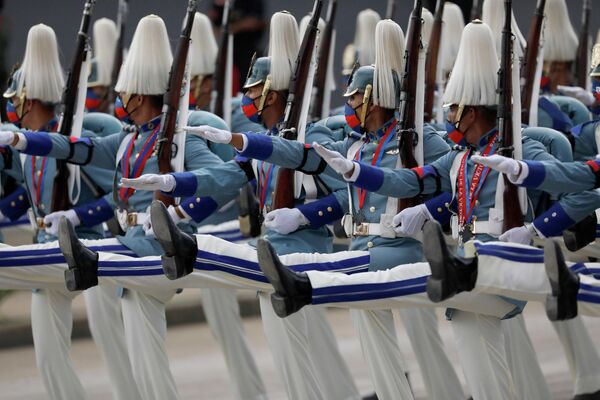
[499,225,534,245]
[120,174,176,192]
[392,204,432,236]
[557,85,596,107]
[471,154,526,183]
[184,125,232,144]
[264,208,309,235]
[43,210,80,236]
[0,131,16,146]
[312,142,355,176]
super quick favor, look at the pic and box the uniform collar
[470,127,498,150]
[44,118,59,133]
[138,115,161,134]
[365,118,397,143]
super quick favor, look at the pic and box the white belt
[116,210,149,230]
[450,215,500,239]
[342,213,407,239]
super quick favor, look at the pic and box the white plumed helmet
[482,0,526,59]
[373,19,404,109]
[267,11,299,91]
[189,12,218,76]
[440,2,464,75]
[90,18,118,87]
[544,0,578,62]
[115,15,173,95]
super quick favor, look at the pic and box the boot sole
[424,221,450,302]
[58,218,98,291]
[257,239,287,296]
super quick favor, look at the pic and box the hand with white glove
[392,204,432,236]
[471,154,527,183]
[499,225,535,245]
[43,209,81,236]
[184,125,233,144]
[264,208,309,235]
[557,85,596,107]
[0,131,16,146]
[120,174,176,192]
[312,142,355,178]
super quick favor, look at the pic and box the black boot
[574,389,600,399]
[256,238,312,317]
[544,239,580,321]
[59,217,99,291]
[424,220,477,302]
[150,201,198,280]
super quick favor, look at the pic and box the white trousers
[31,288,86,400]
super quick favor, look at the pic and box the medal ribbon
[456,132,498,228]
[119,125,160,202]
[354,121,397,209]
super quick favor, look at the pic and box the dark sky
[2,0,599,99]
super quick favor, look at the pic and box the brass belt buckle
[36,217,46,229]
[354,223,369,236]
[127,212,138,226]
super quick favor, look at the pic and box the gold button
[88,210,93,214]
[318,211,324,216]
[10,201,15,207]
[551,212,557,217]
[327,207,333,212]
[18,195,24,201]
[437,207,443,213]
[369,206,376,212]
[96,206,102,211]
[196,197,201,203]
[189,204,195,209]
[367,241,373,248]
[544,217,549,223]
[444,202,450,207]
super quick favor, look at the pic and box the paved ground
[0,302,598,399]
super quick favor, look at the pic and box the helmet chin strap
[359,84,373,129]
[257,75,272,116]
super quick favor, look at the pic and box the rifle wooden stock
[498,0,524,232]
[398,0,423,212]
[109,0,128,107]
[272,0,323,211]
[211,0,234,118]
[52,0,95,212]
[521,0,546,125]
[155,0,197,206]
[424,0,445,123]
[575,0,591,88]
[311,0,337,121]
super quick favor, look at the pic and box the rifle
[311,0,337,121]
[575,0,591,88]
[521,0,546,125]
[51,0,96,212]
[498,0,524,231]
[397,0,423,212]
[155,0,197,205]
[210,0,234,121]
[424,0,445,123]
[471,0,483,21]
[271,0,323,211]
[385,0,396,20]
[109,0,128,108]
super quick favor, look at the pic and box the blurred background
[0,0,599,102]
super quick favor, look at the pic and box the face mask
[344,102,364,134]
[241,94,262,124]
[114,96,135,124]
[85,88,102,112]
[6,100,20,124]
[188,91,198,110]
[445,120,467,146]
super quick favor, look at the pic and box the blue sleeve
[425,192,454,225]
[74,197,115,227]
[297,192,345,228]
[179,196,219,223]
[533,190,600,237]
[0,186,30,221]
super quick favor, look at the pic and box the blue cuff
[297,194,344,228]
[0,186,30,221]
[533,202,576,237]
[521,161,546,188]
[23,131,52,156]
[238,133,273,160]
[74,197,114,227]
[354,162,384,192]
[168,172,198,197]
[425,192,453,225]
[180,196,218,223]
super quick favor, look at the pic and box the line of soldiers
[0,0,599,399]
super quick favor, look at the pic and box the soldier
[0,24,141,400]
[341,9,380,84]
[85,18,118,114]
